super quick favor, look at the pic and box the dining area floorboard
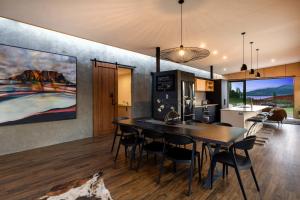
[0,124,299,200]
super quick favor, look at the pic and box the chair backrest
[141,129,163,140]
[119,124,139,135]
[213,122,232,127]
[164,133,194,146]
[233,135,256,151]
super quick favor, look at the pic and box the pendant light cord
[243,34,245,64]
[256,49,259,70]
[180,3,183,46]
[250,42,253,69]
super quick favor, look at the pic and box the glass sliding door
[246,77,294,117]
[228,81,246,106]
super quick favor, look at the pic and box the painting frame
[0,43,77,126]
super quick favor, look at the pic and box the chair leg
[210,159,215,189]
[197,153,201,183]
[200,144,205,180]
[124,146,128,158]
[222,164,225,179]
[234,165,247,200]
[130,145,136,169]
[188,160,194,196]
[136,143,144,171]
[114,139,122,163]
[250,167,260,192]
[157,154,165,184]
[111,127,118,152]
[173,161,177,173]
[206,148,209,161]
[226,165,228,176]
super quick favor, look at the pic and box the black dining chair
[200,122,233,179]
[157,133,201,196]
[210,135,260,200]
[136,128,165,171]
[111,116,130,152]
[114,124,142,169]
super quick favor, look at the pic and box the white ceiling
[0,0,299,74]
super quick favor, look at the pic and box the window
[228,81,246,106]
[246,78,294,117]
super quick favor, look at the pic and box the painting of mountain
[0,44,76,126]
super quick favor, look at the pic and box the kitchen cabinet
[195,78,214,92]
[206,79,228,122]
[194,105,217,123]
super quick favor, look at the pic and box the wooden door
[93,61,118,136]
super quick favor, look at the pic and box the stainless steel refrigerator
[181,81,195,121]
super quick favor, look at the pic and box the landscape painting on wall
[0,44,77,126]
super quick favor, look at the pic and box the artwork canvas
[0,44,77,126]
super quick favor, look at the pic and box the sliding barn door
[93,61,118,136]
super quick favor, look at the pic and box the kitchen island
[221,105,268,130]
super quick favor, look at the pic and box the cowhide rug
[39,171,112,200]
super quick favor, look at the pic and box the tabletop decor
[0,44,77,126]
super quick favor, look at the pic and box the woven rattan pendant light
[160,0,210,63]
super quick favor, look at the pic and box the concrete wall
[0,18,215,155]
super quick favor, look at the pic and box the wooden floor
[1,123,300,200]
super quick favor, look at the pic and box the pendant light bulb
[179,45,185,56]
[240,32,248,71]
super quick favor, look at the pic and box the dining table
[116,118,247,188]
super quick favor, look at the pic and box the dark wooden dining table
[116,118,247,188]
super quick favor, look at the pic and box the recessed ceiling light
[223,55,228,60]
[271,58,275,63]
[200,43,206,48]
[212,50,218,55]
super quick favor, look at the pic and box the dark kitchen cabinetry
[206,79,228,122]
[194,105,217,123]
[152,70,195,121]
[194,107,204,121]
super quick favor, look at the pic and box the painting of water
[0,44,76,126]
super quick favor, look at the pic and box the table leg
[202,143,222,189]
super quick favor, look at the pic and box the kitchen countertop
[195,104,218,108]
[221,105,268,112]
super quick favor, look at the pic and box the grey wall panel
[0,18,213,155]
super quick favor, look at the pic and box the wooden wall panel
[263,65,286,78]
[286,63,300,77]
[224,62,300,80]
[294,77,300,119]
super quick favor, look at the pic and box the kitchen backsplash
[195,91,206,105]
